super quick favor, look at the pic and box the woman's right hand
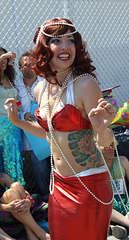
[4,98,19,125]
[5,51,16,60]
[0,51,16,62]
[4,200,21,213]
[4,98,46,139]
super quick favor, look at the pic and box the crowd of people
[0,17,129,240]
[0,48,50,238]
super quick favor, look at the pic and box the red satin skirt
[48,171,113,240]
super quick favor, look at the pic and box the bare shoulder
[75,74,101,95]
[75,74,98,86]
[74,74,102,110]
[119,156,129,166]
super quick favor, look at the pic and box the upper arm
[0,173,14,188]
[76,76,103,115]
[120,156,129,181]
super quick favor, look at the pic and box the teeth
[58,54,69,59]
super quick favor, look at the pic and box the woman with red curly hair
[5,18,115,240]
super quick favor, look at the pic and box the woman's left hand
[88,98,116,132]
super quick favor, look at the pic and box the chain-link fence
[1,0,129,192]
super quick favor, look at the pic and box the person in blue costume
[0,47,25,186]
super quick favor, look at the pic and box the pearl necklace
[56,67,71,75]
[47,70,72,120]
[46,70,72,194]
[46,72,114,204]
[1,75,16,99]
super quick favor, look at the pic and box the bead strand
[48,70,72,119]
[45,83,54,194]
[57,67,71,75]
[46,71,113,203]
[42,30,77,38]
[46,70,72,194]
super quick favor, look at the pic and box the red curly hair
[30,18,97,84]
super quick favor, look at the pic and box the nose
[60,41,69,50]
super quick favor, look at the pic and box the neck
[56,69,73,85]
[23,76,37,87]
[0,71,4,80]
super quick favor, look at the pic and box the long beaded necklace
[46,70,72,194]
[42,72,97,108]
[1,75,16,100]
[46,72,114,205]
[23,78,38,101]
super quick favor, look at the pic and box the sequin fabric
[0,117,25,186]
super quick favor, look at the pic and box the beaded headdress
[36,22,77,45]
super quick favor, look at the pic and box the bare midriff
[47,128,104,176]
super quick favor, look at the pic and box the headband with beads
[36,22,77,45]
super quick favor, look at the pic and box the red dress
[48,171,113,240]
